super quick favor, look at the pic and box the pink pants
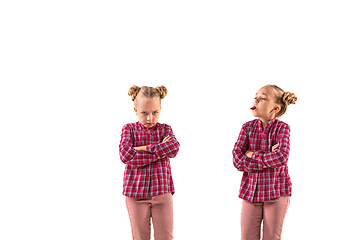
[241,195,290,240]
[125,193,173,240]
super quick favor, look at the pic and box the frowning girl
[119,85,180,240]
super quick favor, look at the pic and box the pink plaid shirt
[119,121,180,198]
[233,118,292,202]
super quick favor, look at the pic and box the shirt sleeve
[233,124,264,172]
[251,123,290,168]
[119,124,158,168]
[146,125,180,158]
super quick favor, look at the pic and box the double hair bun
[128,85,168,101]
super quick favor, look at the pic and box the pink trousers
[241,195,290,240]
[125,193,173,240]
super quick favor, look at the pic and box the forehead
[136,97,161,110]
[256,86,276,96]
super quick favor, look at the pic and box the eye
[255,97,267,101]
[141,112,147,115]
[153,111,158,115]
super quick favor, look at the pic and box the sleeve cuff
[251,151,265,169]
[251,150,262,161]
[146,143,156,153]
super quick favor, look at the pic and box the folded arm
[251,124,290,168]
[146,125,180,158]
[119,125,158,168]
[232,126,264,172]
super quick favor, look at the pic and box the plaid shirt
[233,118,292,202]
[119,121,180,198]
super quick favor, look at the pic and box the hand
[245,150,254,158]
[246,150,266,168]
[133,146,147,151]
[272,143,279,152]
[263,143,279,169]
[162,135,172,143]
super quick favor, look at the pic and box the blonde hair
[267,85,297,117]
[128,85,167,104]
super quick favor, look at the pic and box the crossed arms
[119,125,180,168]
[232,124,290,173]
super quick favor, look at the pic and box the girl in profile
[233,84,297,240]
[119,85,180,240]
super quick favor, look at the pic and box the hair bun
[155,85,168,99]
[128,85,141,101]
[282,92,297,106]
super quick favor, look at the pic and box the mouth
[250,106,256,110]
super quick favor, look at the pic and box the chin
[143,122,156,128]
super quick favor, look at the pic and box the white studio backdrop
[1,1,359,239]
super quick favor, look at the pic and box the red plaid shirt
[233,118,292,202]
[119,121,180,198]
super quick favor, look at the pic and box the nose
[254,98,259,104]
[147,114,152,121]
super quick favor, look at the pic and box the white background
[1,1,359,239]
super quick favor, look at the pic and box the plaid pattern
[233,118,292,202]
[119,121,180,198]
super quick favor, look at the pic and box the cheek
[138,114,146,121]
[257,102,265,109]
[259,102,269,108]
[257,103,270,113]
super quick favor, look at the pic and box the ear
[134,107,138,115]
[271,105,281,114]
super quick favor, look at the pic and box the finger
[272,143,280,151]
[163,136,172,142]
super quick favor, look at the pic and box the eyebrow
[141,109,159,112]
[255,92,267,96]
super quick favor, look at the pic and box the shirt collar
[267,118,278,126]
[136,121,159,130]
[256,118,278,128]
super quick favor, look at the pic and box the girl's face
[251,86,280,121]
[134,96,162,129]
